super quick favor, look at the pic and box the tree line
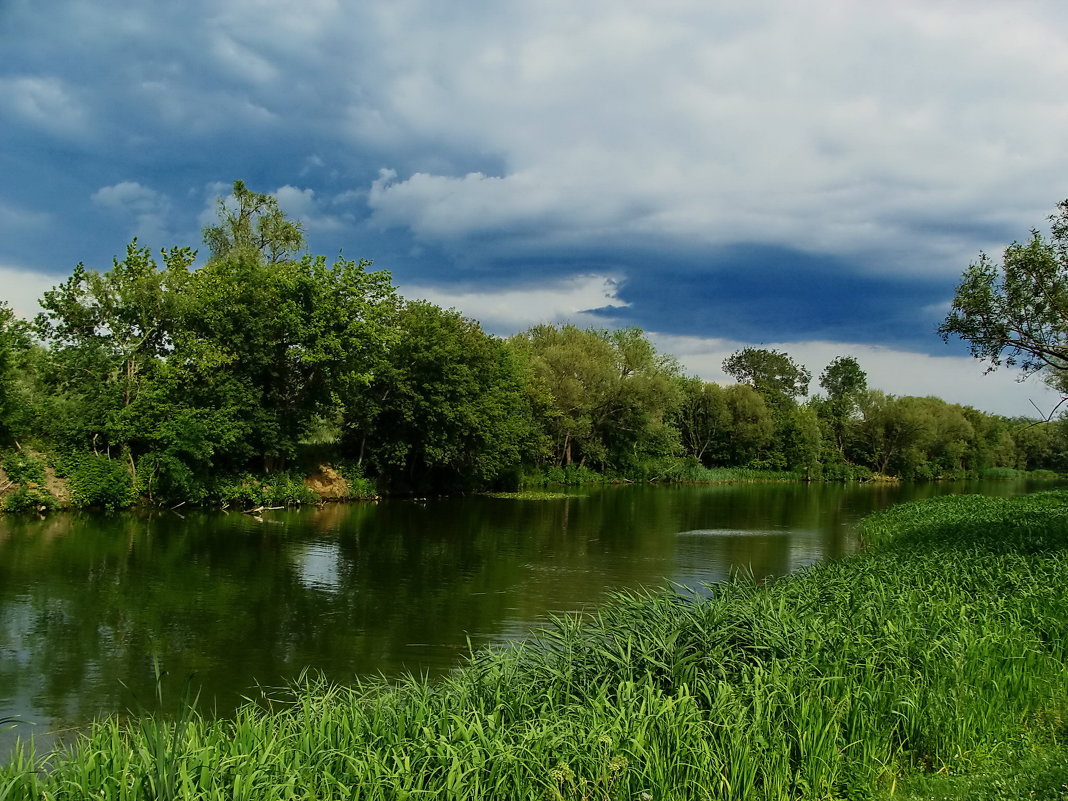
[0,183,1064,507]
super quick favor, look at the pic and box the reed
[3,491,1068,799]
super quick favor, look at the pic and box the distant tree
[512,325,680,471]
[781,404,824,474]
[939,200,1068,412]
[674,378,730,465]
[203,180,305,265]
[818,356,867,457]
[722,348,811,409]
[721,384,775,465]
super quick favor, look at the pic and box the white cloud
[91,181,173,247]
[0,264,59,319]
[399,273,629,334]
[651,333,1064,419]
[355,0,1068,274]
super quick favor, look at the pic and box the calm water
[0,479,1059,756]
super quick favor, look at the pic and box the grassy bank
[4,492,1068,799]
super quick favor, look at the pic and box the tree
[939,200,1068,409]
[0,302,32,442]
[511,325,681,471]
[721,384,775,465]
[674,378,730,465]
[358,301,537,493]
[177,252,398,472]
[722,348,811,409]
[34,241,196,459]
[818,356,867,457]
[203,180,305,265]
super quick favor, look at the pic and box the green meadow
[4,491,1068,799]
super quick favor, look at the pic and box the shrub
[56,451,134,509]
[1,450,57,512]
[1,484,56,512]
[979,466,1022,480]
[333,461,378,500]
[208,471,320,507]
[133,452,211,505]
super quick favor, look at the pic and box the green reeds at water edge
[5,492,1068,800]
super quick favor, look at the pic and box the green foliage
[0,302,34,443]
[177,251,398,472]
[207,471,320,507]
[723,347,811,409]
[34,241,196,455]
[820,461,874,482]
[56,452,134,509]
[512,325,682,473]
[1,451,57,512]
[2,450,46,485]
[1,484,57,513]
[818,355,868,456]
[9,181,1068,503]
[939,200,1068,396]
[331,460,379,500]
[203,180,306,266]
[536,464,607,486]
[356,301,537,494]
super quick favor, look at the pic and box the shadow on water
[0,478,1060,759]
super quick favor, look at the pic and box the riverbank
[3,446,1059,513]
[3,490,1068,799]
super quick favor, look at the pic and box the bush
[2,484,57,512]
[979,466,1022,480]
[2,451,47,485]
[1,450,57,512]
[133,452,211,505]
[540,464,607,486]
[821,462,874,482]
[332,461,378,500]
[56,452,134,509]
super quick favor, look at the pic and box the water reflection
[0,479,1059,759]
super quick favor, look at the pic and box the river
[0,478,1060,758]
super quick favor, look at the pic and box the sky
[2,0,1067,417]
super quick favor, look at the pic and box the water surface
[0,479,1058,757]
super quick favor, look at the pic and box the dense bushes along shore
[3,491,1068,799]
[1,181,1067,509]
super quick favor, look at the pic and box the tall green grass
[4,491,1068,799]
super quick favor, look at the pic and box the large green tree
[674,378,730,465]
[34,241,196,460]
[939,200,1068,407]
[176,252,398,472]
[512,325,681,471]
[358,301,537,493]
